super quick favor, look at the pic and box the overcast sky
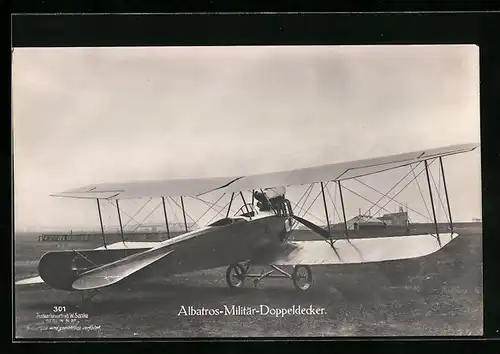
[12,45,481,231]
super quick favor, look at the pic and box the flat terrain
[14,224,483,338]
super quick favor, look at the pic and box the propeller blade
[292,215,331,240]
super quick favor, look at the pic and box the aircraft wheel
[292,265,312,291]
[226,263,246,288]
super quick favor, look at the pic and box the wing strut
[226,193,235,218]
[320,182,333,245]
[337,181,349,240]
[439,157,453,233]
[96,199,107,249]
[424,160,441,246]
[115,199,125,244]
[240,192,251,216]
[180,196,188,233]
[161,197,170,239]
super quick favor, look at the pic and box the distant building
[135,222,197,232]
[337,215,386,231]
[377,209,409,227]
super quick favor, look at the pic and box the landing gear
[226,263,246,288]
[225,262,313,291]
[292,265,313,291]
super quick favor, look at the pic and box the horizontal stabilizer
[72,246,175,290]
[15,276,45,285]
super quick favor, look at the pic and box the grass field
[14,224,483,338]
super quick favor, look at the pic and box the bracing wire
[298,181,332,225]
[190,193,227,225]
[292,184,314,215]
[325,182,342,225]
[297,184,315,216]
[429,163,451,224]
[353,176,433,221]
[288,200,325,224]
[194,196,230,213]
[105,199,142,231]
[289,184,316,231]
[166,197,181,226]
[371,160,436,221]
[340,184,396,217]
[121,197,153,229]
[411,161,433,222]
[206,196,234,225]
[363,161,423,217]
[131,201,163,233]
[169,197,198,229]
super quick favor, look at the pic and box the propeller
[291,215,332,241]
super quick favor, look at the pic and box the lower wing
[253,233,458,265]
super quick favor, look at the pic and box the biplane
[16,143,477,296]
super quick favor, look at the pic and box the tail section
[15,241,157,291]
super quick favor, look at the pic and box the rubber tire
[292,265,313,291]
[226,263,246,288]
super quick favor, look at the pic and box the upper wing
[51,143,477,199]
[253,232,458,266]
[223,143,477,193]
[51,176,241,199]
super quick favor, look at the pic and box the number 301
[53,306,66,312]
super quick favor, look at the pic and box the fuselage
[146,212,288,277]
[37,212,289,291]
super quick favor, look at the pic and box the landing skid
[225,262,313,291]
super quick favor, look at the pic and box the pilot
[254,190,271,211]
[254,187,287,215]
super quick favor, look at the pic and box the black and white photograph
[13,44,482,338]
